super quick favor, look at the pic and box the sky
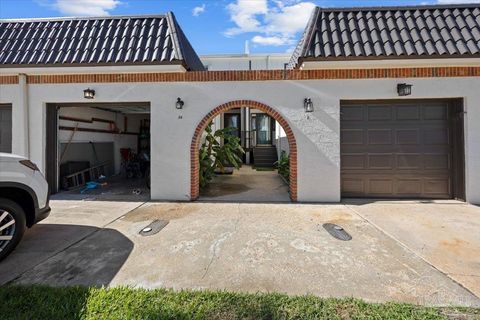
[0,0,479,55]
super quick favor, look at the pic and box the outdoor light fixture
[83,88,95,99]
[397,83,413,96]
[176,97,184,109]
[304,98,314,113]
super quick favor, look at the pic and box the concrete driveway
[199,165,290,202]
[0,200,479,307]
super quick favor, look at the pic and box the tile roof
[289,4,480,68]
[0,12,204,70]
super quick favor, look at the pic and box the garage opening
[46,102,150,201]
[0,104,12,153]
[340,99,465,200]
[191,100,297,202]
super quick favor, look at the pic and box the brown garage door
[341,100,454,199]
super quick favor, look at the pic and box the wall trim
[0,75,19,84]
[190,100,298,202]
[1,67,479,85]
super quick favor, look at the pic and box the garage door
[341,101,453,199]
[0,104,12,153]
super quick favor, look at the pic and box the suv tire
[0,198,27,261]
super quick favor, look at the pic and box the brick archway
[191,100,297,201]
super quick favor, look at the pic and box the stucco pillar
[13,74,29,158]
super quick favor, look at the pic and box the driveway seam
[201,203,242,279]
[3,201,147,286]
[344,204,480,300]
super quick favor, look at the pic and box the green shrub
[274,151,290,183]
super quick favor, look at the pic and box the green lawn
[0,286,478,320]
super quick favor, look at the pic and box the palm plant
[199,122,245,188]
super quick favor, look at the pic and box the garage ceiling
[58,102,150,114]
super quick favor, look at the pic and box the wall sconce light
[303,98,314,113]
[397,83,413,96]
[83,88,95,99]
[176,97,184,109]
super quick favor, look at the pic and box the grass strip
[0,285,478,320]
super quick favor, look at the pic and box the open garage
[45,103,151,199]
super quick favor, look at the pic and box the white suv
[0,153,50,261]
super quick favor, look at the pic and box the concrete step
[254,152,277,157]
[253,146,278,167]
[254,162,277,168]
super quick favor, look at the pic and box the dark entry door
[341,100,456,199]
[255,114,272,145]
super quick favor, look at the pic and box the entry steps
[253,146,278,167]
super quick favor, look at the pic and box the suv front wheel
[0,198,26,261]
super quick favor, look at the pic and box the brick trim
[0,75,19,84]
[191,100,298,202]
[0,66,478,85]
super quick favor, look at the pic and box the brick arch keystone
[191,100,297,201]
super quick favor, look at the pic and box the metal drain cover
[139,220,169,236]
[322,223,352,241]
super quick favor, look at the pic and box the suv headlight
[19,160,39,171]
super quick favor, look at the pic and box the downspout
[18,73,30,158]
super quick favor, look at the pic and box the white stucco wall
[1,77,479,203]
[201,54,290,71]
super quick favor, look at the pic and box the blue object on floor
[80,181,101,194]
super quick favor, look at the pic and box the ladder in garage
[62,162,109,190]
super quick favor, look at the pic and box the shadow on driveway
[0,224,133,287]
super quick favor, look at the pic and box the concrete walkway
[0,200,479,307]
[346,199,480,298]
[199,165,290,202]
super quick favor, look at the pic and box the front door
[256,114,272,145]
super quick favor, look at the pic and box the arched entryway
[191,100,297,201]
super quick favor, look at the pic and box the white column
[13,74,29,158]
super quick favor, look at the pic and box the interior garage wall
[1,76,479,203]
[59,142,114,175]
[58,107,140,174]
